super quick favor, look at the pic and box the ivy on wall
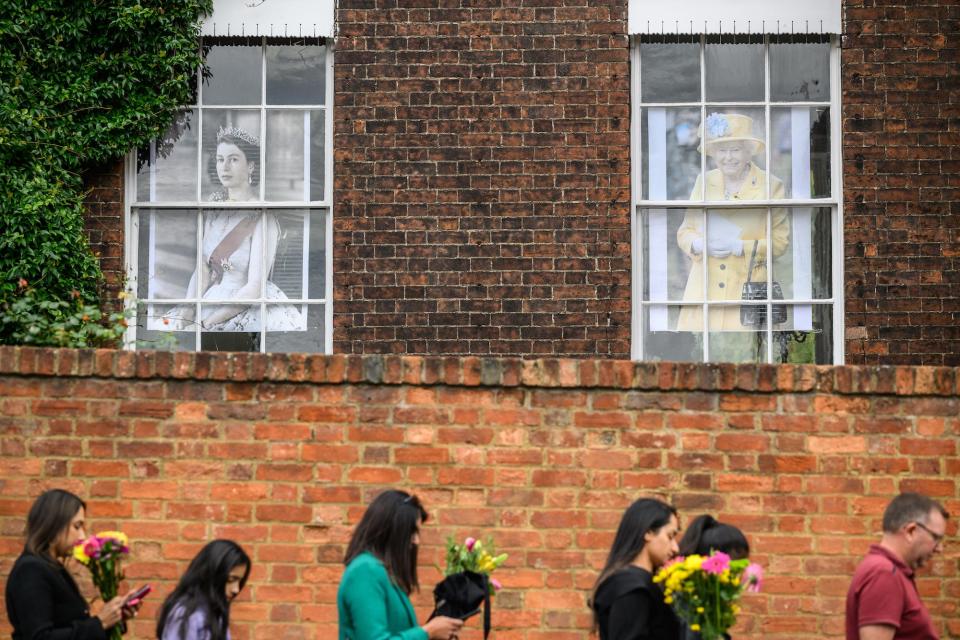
[0,0,211,345]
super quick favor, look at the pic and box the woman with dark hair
[678,515,749,560]
[677,516,751,640]
[590,498,682,640]
[5,489,135,640]
[337,489,463,640]
[156,539,251,640]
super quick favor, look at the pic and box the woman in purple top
[156,540,251,640]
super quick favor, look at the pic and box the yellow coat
[677,163,788,331]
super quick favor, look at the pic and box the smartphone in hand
[124,584,152,607]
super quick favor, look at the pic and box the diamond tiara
[216,126,260,147]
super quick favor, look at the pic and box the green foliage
[0,0,211,345]
[0,282,129,348]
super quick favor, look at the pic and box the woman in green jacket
[337,490,463,640]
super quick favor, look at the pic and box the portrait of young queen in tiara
[161,126,304,333]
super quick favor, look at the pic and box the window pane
[136,111,198,202]
[770,42,830,102]
[199,210,306,333]
[136,209,198,301]
[266,304,325,353]
[700,109,769,194]
[310,110,326,201]
[266,45,326,105]
[306,210,327,299]
[199,209,259,297]
[271,210,308,300]
[640,42,700,103]
[772,207,832,300]
[703,208,774,313]
[641,107,701,200]
[644,208,701,302]
[136,304,197,350]
[708,321,767,363]
[198,303,261,332]
[771,107,831,199]
[202,110,262,202]
[643,305,703,362]
[265,110,325,201]
[773,305,833,363]
[203,45,262,105]
[265,110,304,201]
[200,329,261,352]
[705,42,763,102]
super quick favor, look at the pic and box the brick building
[80,0,960,366]
[2,2,958,640]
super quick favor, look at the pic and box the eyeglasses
[913,521,945,546]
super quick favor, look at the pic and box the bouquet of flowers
[444,536,508,594]
[653,552,763,640]
[73,531,130,640]
[430,536,508,640]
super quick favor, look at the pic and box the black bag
[429,571,491,639]
[740,240,787,327]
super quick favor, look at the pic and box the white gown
[200,212,304,332]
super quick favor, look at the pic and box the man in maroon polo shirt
[845,492,949,640]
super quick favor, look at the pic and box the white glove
[706,237,744,258]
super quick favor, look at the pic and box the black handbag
[740,240,787,327]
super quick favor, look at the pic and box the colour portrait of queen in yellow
[676,113,790,350]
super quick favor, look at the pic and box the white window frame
[124,38,334,354]
[629,34,844,363]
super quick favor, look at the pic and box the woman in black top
[677,515,751,640]
[590,498,682,640]
[5,489,135,640]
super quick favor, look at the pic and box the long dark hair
[25,489,86,561]
[678,515,750,559]
[156,540,251,640]
[590,498,677,625]
[344,489,428,595]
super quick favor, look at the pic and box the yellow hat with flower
[698,112,765,156]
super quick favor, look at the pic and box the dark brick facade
[82,160,126,313]
[841,1,960,365]
[76,0,960,363]
[332,1,632,357]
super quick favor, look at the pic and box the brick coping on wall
[2,346,959,397]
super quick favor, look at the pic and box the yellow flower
[691,624,701,632]
[664,595,673,604]
[684,555,703,570]
[97,531,128,546]
[73,544,90,566]
[697,607,705,613]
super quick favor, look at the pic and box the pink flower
[465,537,477,551]
[700,551,731,575]
[83,538,103,560]
[743,563,764,592]
[490,578,502,591]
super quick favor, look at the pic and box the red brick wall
[841,1,960,365]
[1,347,958,640]
[332,1,632,357]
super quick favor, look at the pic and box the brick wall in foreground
[0,347,957,640]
